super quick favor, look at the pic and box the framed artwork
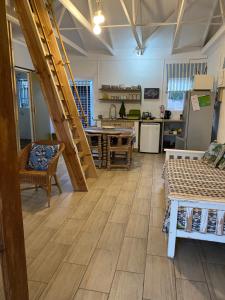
[144,88,160,99]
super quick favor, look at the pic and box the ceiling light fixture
[93,10,105,25]
[93,24,102,35]
[93,0,105,35]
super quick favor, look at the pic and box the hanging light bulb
[93,10,105,25]
[93,24,102,35]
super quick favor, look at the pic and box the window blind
[166,62,207,92]
[71,80,93,127]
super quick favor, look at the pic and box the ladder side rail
[34,0,97,178]
[14,0,88,190]
[31,0,75,125]
[47,2,87,123]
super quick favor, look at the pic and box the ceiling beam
[201,0,218,47]
[58,6,66,27]
[120,0,142,49]
[172,0,186,54]
[87,0,94,25]
[59,0,115,55]
[6,8,88,56]
[202,24,225,53]
[219,0,225,24]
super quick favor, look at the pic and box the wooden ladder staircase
[14,0,97,191]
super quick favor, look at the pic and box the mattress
[163,159,225,233]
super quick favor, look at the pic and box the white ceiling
[10,0,225,56]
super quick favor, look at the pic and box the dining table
[85,127,135,167]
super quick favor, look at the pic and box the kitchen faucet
[109,104,117,119]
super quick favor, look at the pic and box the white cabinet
[140,123,160,153]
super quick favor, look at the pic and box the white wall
[206,34,225,143]
[70,51,207,121]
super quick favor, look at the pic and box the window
[166,62,207,111]
[17,79,29,108]
[167,91,185,111]
[71,80,94,127]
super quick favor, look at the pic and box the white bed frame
[165,149,225,258]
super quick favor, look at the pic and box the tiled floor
[2,153,225,299]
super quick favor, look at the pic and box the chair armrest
[165,149,205,161]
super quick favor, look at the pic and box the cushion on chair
[217,151,225,170]
[27,143,59,171]
[202,141,225,166]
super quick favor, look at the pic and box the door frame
[14,66,36,149]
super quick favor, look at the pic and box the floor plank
[28,242,69,282]
[108,271,144,300]
[176,279,211,300]
[174,240,205,282]
[65,231,100,266]
[80,248,119,293]
[143,255,176,300]
[97,222,125,252]
[125,213,149,239]
[147,227,167,257]
[117,237,147,274]
[40,263,86,300]
[73,289,108,300]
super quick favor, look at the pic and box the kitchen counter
[96,118,184,123]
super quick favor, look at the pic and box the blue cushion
[27,143,59,171]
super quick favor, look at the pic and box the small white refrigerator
[140,123,160,153]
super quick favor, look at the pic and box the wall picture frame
[144,88,160,99]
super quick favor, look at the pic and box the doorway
[15,68,34,149]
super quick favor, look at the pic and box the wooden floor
[1,153,225,300]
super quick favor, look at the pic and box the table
[85,127,134,167]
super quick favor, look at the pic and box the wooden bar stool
[107,134,134,169]
[86,133,102,168]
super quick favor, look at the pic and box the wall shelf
[99,98,141,103]
[99,88,141,93]
[99,85,142,103]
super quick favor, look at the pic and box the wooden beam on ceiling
[120,0,142,49]
[201,0,218,47]
[172,0,186,54]
[6,7,88,56]
[59,0,115,55]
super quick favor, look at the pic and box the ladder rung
[45,54,53,59]
[79,151,85,158]
[82,164,89,172]
[40,36,48,43]
[74,138,80,145]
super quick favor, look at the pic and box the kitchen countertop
[97,118,184,123]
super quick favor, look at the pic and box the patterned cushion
[202,142,225,166]
[27,143,59,171]
[217,152,225,170]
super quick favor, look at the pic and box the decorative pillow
[202,141,225,166]
[27,143,59,171]
[217,152,225,170]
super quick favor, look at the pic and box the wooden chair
[86,133,102,168]
[19,140,65,207]
[107,134,134,170]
